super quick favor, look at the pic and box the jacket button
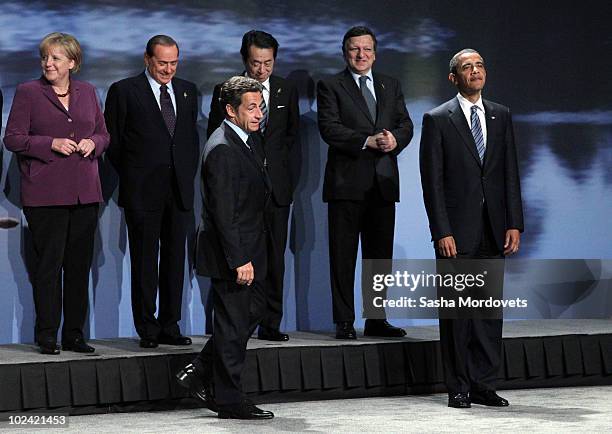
[67,118,73,122]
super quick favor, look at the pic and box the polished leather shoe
[258,327,289,342]
[176,363,218,412]
[335,322,357,340]
[218,400,274,420]
[158,334,192,346]
[471,390,509,407]
[62,337,95,353]
[39,340,60,355]
[448,392,471,408]
[139,338,159,348]
[363,319,407,337]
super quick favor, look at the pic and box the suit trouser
[124,177,189,340]
[193,279,267,406]
[328,188,395,323]
[438,210,504,394]
[23,203,99,344]
[259,201,290,331]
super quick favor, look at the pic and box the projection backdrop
[1,0,610,343]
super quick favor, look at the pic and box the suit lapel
[264,75,281,138]
[373,72,386,126]
[39,78,69,115]
[225,124,272,192]
[482,100,498,169]
[449,98,481,166]
[339,68,375,125]
[132,73,169,135]
[172,78,188,129]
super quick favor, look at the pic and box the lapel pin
[491,116,496,119]
[381,83,385,89]
[184,91,188,98]
[277,88,282,95]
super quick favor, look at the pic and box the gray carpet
[1,386,610,433]
[2,319,611,365]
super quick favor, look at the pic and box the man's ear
[448,72,456,85]
[226,104,236,118]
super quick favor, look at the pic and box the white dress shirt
[456,93,487,146]
[145,69,177,115]
[350,69,377,101]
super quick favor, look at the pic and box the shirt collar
[350,69,374,85]
[145,68,174,94]
[224,119,250,146]
[457,92,484,112]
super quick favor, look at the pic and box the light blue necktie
[471,105,485,162]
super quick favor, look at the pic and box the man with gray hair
[176,76,274,419]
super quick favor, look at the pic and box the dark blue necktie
[160,84,176,136]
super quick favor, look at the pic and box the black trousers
[438,211,504,394]
[124,178,189,340]
[259,202,290,331]
[328,188,395,323]
[23,203,99,344]
[193,279,267,406]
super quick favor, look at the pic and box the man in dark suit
[207,30,299,342]
[105,35,199,348]
[177,76,274,419]
[420,48,524,408]
[317,26,413,339]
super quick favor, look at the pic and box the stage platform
[0,320,610,415]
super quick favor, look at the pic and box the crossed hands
[235,261,254,286]
[366,129,397,153]
[51,138,96,158]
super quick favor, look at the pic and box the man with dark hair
[420,48,523,408]
[317,26,413,339]
[177,76,274,419]
[207,29,299,342]
[105,35,199,348]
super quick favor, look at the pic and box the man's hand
[504,229,520,256]
[376,129,397,152]
[51,138,78,156]
[77,138,96,158]
[437,236,457,258]
[235,261,254,286]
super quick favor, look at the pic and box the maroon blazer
[3,78,109,207]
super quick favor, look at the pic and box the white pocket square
[277,105,285,109]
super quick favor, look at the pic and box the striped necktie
[470,105,485,162]
[160,84,176,136]
[259,90,268,133]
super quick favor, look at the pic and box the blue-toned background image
[1,0,611,343]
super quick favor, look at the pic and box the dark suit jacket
[104,72,199,211]
[317,68,413,202]
[207,74,299,206]
[4,78,109,207]
[196,122,271,281]
[420,97,524,253]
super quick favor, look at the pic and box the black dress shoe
[363,319,407,337]
[39,340,60,355]
[471,390,509,407]
[448,392,471,408]
[139,338,159,348]
[218,400,274,420]
[258,327,289,342]
[158,334,192,345]
[176,363,218,412]
[335,322,357,340]
[62,337,95,353]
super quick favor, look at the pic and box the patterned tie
[160,84,176,136]
[359,75,377,122]
[259,89,268,133]
[471,105,485,162]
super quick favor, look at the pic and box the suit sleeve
[203,146,249,269]
[3,84,56,163]
[503,109,524,232]
[88,86,110,159]
[104,82,126,170]
[284,83,300,151]
[316,79,368,158]
[389,79,414,156]
[206,84,224,139]
[419,113,453,241]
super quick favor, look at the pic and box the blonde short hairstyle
[39,32,82,73]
